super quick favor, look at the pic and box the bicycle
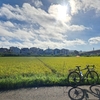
[68,65,99,87]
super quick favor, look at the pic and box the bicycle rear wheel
[68,72,81,87]
[87,71,99,85]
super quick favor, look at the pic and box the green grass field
[0,57,100,90]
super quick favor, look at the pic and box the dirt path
[0,85,100,100]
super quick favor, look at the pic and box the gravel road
[0,85,100,100]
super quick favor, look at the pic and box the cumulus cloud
[69,0,100,15]
[69,0,78,15]
[32,0,43,7]
[0,21,15,27]
[0,4,25,21]
[0,40,25,48]
[0,2,90,49]
[88,37,100,44]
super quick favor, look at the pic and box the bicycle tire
[87,71,99,85]
[68,71,81,87]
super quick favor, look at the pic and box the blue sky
[0,0,100,51]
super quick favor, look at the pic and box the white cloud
[88,37,100,44]
[82,0,100,12]
[30,38,86,49]
[69,0,78,15]
[0,37,6,41]
[64,39,86,46]
[67,25,91,31]
[0,40,24,48]
[32,0,43,7]
[0,3,90,49]
[0,3,90,31]
[0,4,26,21]
[69,0,100,15]
[0,21,15,27]
[0,26,14,37]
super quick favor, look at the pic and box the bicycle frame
[75,65,95,80]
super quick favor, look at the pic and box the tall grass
[0,74,67,90]
[0,57,100,90]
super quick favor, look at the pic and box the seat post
[76,66,81,73]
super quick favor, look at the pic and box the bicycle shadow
[68,85,100,100]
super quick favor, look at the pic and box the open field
[0,57,100,90]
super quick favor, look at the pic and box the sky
[0,0,100,51]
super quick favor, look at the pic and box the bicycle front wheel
[68,72,81,87]
[87,71,99,85]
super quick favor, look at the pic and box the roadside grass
[0,73,99,90]
[0,74,68,90]
[0,57,100,90]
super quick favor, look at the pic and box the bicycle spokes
[68,72,81,86]
[87,71,99,85]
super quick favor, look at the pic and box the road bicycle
[68,65,99,87]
